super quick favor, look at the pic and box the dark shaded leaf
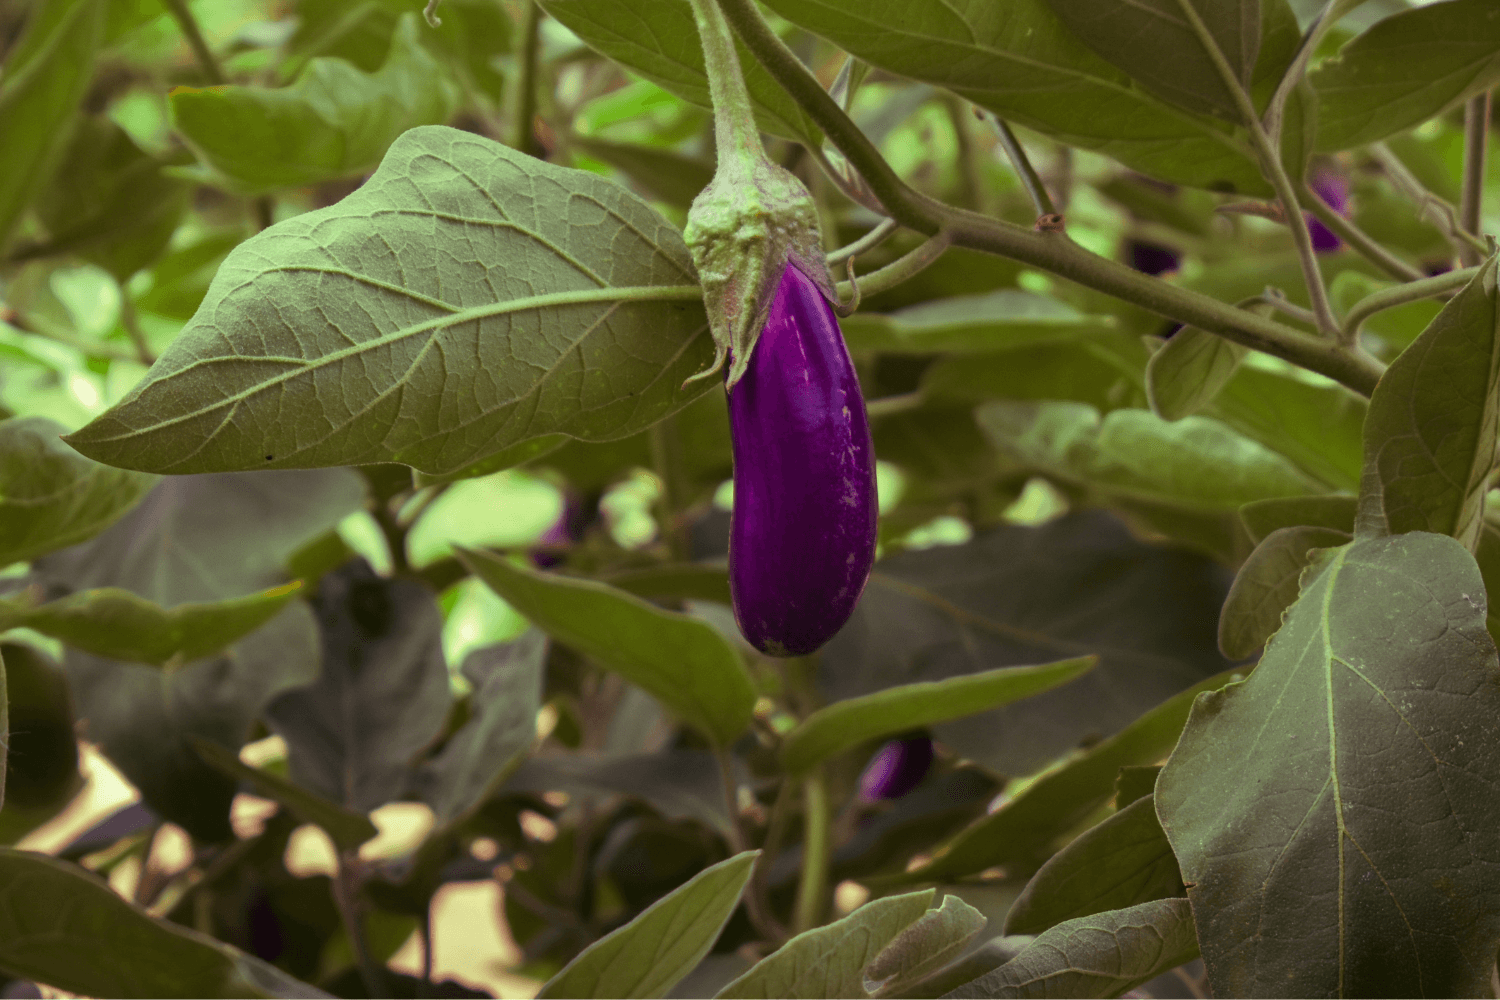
[1157,532,1500,998]
[461,548,755,746]
[505,750,737,839]
[1003,795,1184,936]
[538,851,757,1000]
[266,561,451,813]
[821,513,1234,777]
[0,643,80,842]
[65,127,713,477]
[0,416,155,569]
[1217,524,1351,658]
[572,136,714,210]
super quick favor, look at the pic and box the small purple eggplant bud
[1307,171,1349,253]
[530,491,584,569]
[727,262,877,657]
[1127,240,1181,277]
[860,737,934,800]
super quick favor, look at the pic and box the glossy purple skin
[1307,172,1349,253]
[860,737,935,800]
[726,263,877,657]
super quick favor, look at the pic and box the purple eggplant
[726,262,877,657]
[860,736,935,800]
[1307,171,1349,253]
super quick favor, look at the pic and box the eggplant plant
[0,0,1498,998]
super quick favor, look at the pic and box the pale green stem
[864,392,923,420]
[161,0,225,84]
[1172,0,1337,337]
[835,232,950,305]
[794,767,830,934]
[981,112,1056,217]
[827,218,899,268]
[1370,142,1490,257]
[686,0,763,169]
[1460,91,1492,268]
[508,1,544,157]
[1340,265,1480,340]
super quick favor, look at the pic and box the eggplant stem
[834,257,861,317]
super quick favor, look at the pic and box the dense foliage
[1,0,1498,997]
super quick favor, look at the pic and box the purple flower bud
[530,491,584,569]
[1127,240,1181,277]
[860,737,934,800]
[726,262,877,657]
[1307,171,1349,253]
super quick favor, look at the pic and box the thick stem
[980,113,1056,218]
[1300,182,1425,283]
[793,767,830,934]
[161,0,225,84]
[714,0,1386,397]
[1340,265,1481,340]
[687,0,764,169]
[508,1,544,157]
[1460,91,1492,268]
[1172,0,1337,336]
[333,852,387,998]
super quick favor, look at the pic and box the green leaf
[761,0,1300,193]
[265,561,451,813]
[64,126,713,477]
[170,14,460,194]
[864,894,987,998]
[601,563,733,606]
[1313,0,1500,152]
[459,547,755,746]
[781,657,1097,775]
[1238,492,1357,543]
[0,0,105,250]
[1356,256,1500,548]
[894,668,1240,886]
[716,889,937,999]
[571,135,715,210]
[0,848,330,998]
[537,0,822,147]
[29,115,190,280]
[841,291,1115,354]
[976,401,1321,512]
[922,340,1149,413]
[1003,795,1184,937]
[1217,524,1352,659]
[0,582,302,667]
[419,631,546,825]
[0,642,80,843]
[1145,328,1247,420]
[1157,532,1500,997]
[189,737,378,853]
[507,750,739,838]
[0,416,155,568]
[1040,0,1260,119]
[946,899,1198,999]
[537,850,758,1000]
[0,649,7,812]
[822,514,1234,778]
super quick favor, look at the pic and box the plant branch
[715,0,1385,396]
[508,1,544,157]
[116,284,156,366]
[333,852,387,998]
[835,232,950,305]
[942,95,982,211]
[1460,90,1492,268]
[1340,265,1480,340]
[1299,181,1424,282]
[161,0,225,85]
[649,415,689,561]
[826,217,899,268]
[715,747,786,941]
[793,767,830,934]
[978,112,1057,218]
[864,392,924,420]
[1172,0,1337,336]
[1370,142,1490,257]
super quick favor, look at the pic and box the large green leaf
[0,582,302,667]
[977,401,1321,512]
[1040,0,1259,119]
[265,561,451,813]
[0,416,155,568]
[0,0,105,250]
[538,851,757,1000]
[1313,0,1500,152]
[190,737,378,853]
[781,657,1096,775]
[0,849,329,998]
[863,895,987,998]
[947,899,1198,999]
[1145,328,1246,421]
[418,631,546,825]
[761,0,1300,193]
[821,514,1234,778]
[170,14,460,194]
[1356,256,1499,549]
[1157,532,1500,997]
[715,889,938,999]
[536,0,822,146]
[1217,524,1352,659]
[459,548,755,746]
[893,668,1240,886]
[1003,795,1184,936]
[64,127,713,477]
[841,291,1115,354]
[1238,492,1358,543]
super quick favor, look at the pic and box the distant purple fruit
[530,492,583,569]
[860,737,934,800]
[1128,240,1180,277]
[1307,172,1349,253]
[726,262,877,657]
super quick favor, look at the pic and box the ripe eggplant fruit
[726,263,877,657]
[860,736,935,800]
